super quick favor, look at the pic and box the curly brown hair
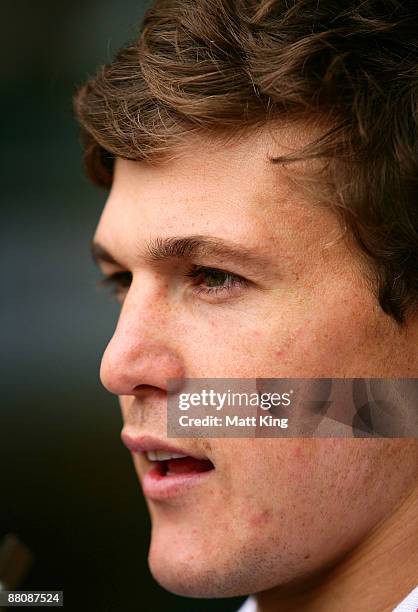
[74,0,418,323]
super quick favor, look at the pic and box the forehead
[109,124,317,204]
[94,125,343,264]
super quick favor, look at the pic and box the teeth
[146,450,188,462]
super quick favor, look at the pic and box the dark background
[1,2,244,610]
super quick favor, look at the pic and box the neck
[256,485,418,612]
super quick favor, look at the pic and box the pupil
[206,270,227,287]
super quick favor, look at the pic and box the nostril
[132,384,167,398]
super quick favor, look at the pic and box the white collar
[236,597,257,612]
[237,585,418,612]
[392,585,418,611]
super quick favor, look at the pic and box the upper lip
[120,431,207,460]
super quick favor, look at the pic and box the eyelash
[98,271,132,300]
[98,266,248,300]
[184,266,248,297]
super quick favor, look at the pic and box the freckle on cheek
[290,442,315,468]
[249,509,273,528]
[292,445,303,459]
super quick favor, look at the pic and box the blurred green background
[1,2,244,610]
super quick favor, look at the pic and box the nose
[99,287,185,396]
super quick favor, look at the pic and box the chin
[147,526,256,598]
[146,519,306,599]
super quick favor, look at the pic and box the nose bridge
[100,283,185,395]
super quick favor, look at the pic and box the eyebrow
[91,235,273,273]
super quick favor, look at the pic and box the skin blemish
[249,509,273,528]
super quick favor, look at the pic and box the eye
[185,266,248,298]
[98,271,132,301]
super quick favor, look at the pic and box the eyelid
[185,265,246,281]
[97,270,132,292]
[97,265,250,303]
[185,265,249,299]
[100,270,131,282]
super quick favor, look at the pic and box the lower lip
[141,462,214,501]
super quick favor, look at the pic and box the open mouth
[145,451,214,477]
[121,433,215,499]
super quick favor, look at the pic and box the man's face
[93,128,418,597]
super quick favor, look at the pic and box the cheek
[253,309,384,377]
[180,308,320,376]
[223,440,382,546]
[178,319,272,377]
[175,281,386,377]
